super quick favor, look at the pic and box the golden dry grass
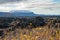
[0,26,60,40]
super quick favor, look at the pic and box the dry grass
[0,26,60,40]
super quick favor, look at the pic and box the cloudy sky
[0,0,60,15]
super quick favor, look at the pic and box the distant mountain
[0,12,12,17]
[0,10,60,17]
[11,10,36,16]
[0,10,37,17]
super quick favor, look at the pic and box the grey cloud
[0,0,27,4]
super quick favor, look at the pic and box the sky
[0,0,60,15]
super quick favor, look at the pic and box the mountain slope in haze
[0,10,36,17]
[11,10,36,16]
[0,12,12,17]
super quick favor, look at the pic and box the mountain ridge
[0,10,37,17]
